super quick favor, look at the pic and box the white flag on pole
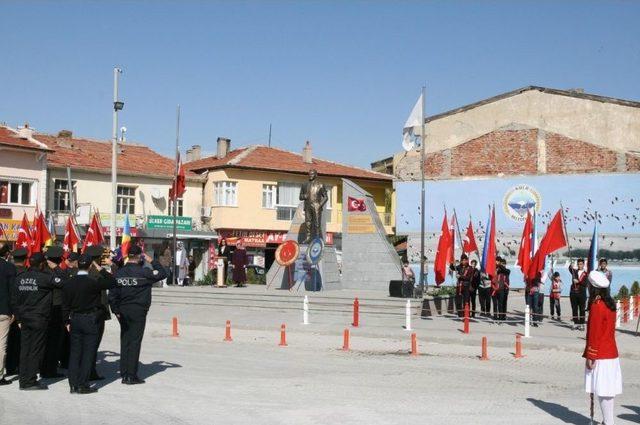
[402,93,423,151]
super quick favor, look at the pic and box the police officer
[65,252,80,277]
[86,245,112,380]
[62,253,116,394]
[11,250,63,390]
[0,243,16,386]
[109,245,166,385]
[42,246,68,378]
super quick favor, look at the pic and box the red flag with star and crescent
[16,213,33,256]
[82,213,105,253]
[463,219,479,254]
[62,216,80,258]
[347,196,367,212]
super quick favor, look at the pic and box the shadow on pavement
[619,404,640,423]
[92,350,182,389]
[526,398,590,424]
[616,328,639,337]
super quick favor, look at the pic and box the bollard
[172,317,179,337]
[279,324,288,347]
[405,299,412,331]
[342,329,350,351]
[224,320,233,342]
[410,333,418,357]
[615,300,621,329]
[480,336,489,361]
[303,296,309,325]
[524,304,531,338]
[514,334,524,359]
[463,302,470,334]
[635,295,639,319]
[352,298,360,327]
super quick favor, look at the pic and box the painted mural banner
[146,215,193,231]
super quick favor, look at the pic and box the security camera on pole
[110,67,124,251]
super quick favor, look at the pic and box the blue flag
[587,220,598,272]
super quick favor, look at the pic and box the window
[262,184,276,209]
[168,198,184,216]
[0,180,34,205]
[325,186,333,209]
[116,185,136,214]
[53,180,75,212]
[213,181,237,206]
[276,182,301,221]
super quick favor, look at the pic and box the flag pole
[452,208,464,258]
[559,202,573,260]
[419,85,426,290]
[172,105,180,286]
[469,212,481,260]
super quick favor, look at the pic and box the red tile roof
[37,133,200,180]
[0,126,52,151]
[185,145,392,181]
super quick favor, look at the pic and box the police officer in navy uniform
[11,250,64,390]
[86,245,112,380]
[42,246,69,378]
[58,251,79,371]
[62,253,116,394]
[109,244,166,385]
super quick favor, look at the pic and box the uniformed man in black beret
[85,244,111,380]
[59,251,80,370]
[41,246,69,378]
[109,244,166,384]
[62,253,116,394]
[11,251,64,390]
[65,252,80,277]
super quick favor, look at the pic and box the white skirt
[584,358,623,397]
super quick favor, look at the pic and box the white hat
[588,270,610,289]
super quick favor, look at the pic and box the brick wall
[450,129,538,177]
[545,133,618,174]
[626,153,640,172]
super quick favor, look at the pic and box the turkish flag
[463,219,479,253]
[434,212,452,285]
[82,213,104,252]
[527,210,567,280]
[347,196,367,212]
[16,213,33,255]
[169,156,186,201]
[63,216,80,258]
[480,207,497,278]
[517,211,533,276]
[31,208,52,253]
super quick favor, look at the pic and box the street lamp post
[111,67,124,250]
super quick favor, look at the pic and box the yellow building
[186,138,395,269]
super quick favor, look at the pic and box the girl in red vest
[583,270,622,425]
[549,272,562,320]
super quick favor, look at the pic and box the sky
[1,1,639,167]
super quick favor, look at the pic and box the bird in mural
[588,198,592,203]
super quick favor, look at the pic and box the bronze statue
[299,169,328,244]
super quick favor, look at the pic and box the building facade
[0,125,50,238]
[186,139,395,271]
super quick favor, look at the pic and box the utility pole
[419,86,427,290]
[172,106,180,286]
[268,123,272,147]
[110,67,124,250]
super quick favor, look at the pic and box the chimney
[217,137,231,159]
[186,145,202,162]
[18,123,34,140]
[58,129,73,138]
[302,140,313,164]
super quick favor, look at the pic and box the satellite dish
[402,131,416,152]
[151,187,163,200]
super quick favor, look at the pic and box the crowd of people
[0,242,166,393]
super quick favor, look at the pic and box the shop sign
[0,219,21,241]
[146,215,192,231]
[218,229,334,247]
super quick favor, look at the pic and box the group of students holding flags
[433,204,622,424]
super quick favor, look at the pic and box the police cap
[78,253,93,269]
[30,252,46,267]
[45,246,64,260]
[67,251,80,262]
[12,247,28,260]
[128,245,142,256]
[85,245,105,259]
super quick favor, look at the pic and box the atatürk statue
[300,169,328,244]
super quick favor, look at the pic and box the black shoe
[0,378,12,386]
[20,382,48,390]
[70,385,78,394]
[123,376,145,385]
[77,386,98,394]
[121,376,128,384]
[89,373,105,381]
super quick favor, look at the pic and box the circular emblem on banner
[306,237,324,265]
[503,184,542,222]
[275,240,299,266]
